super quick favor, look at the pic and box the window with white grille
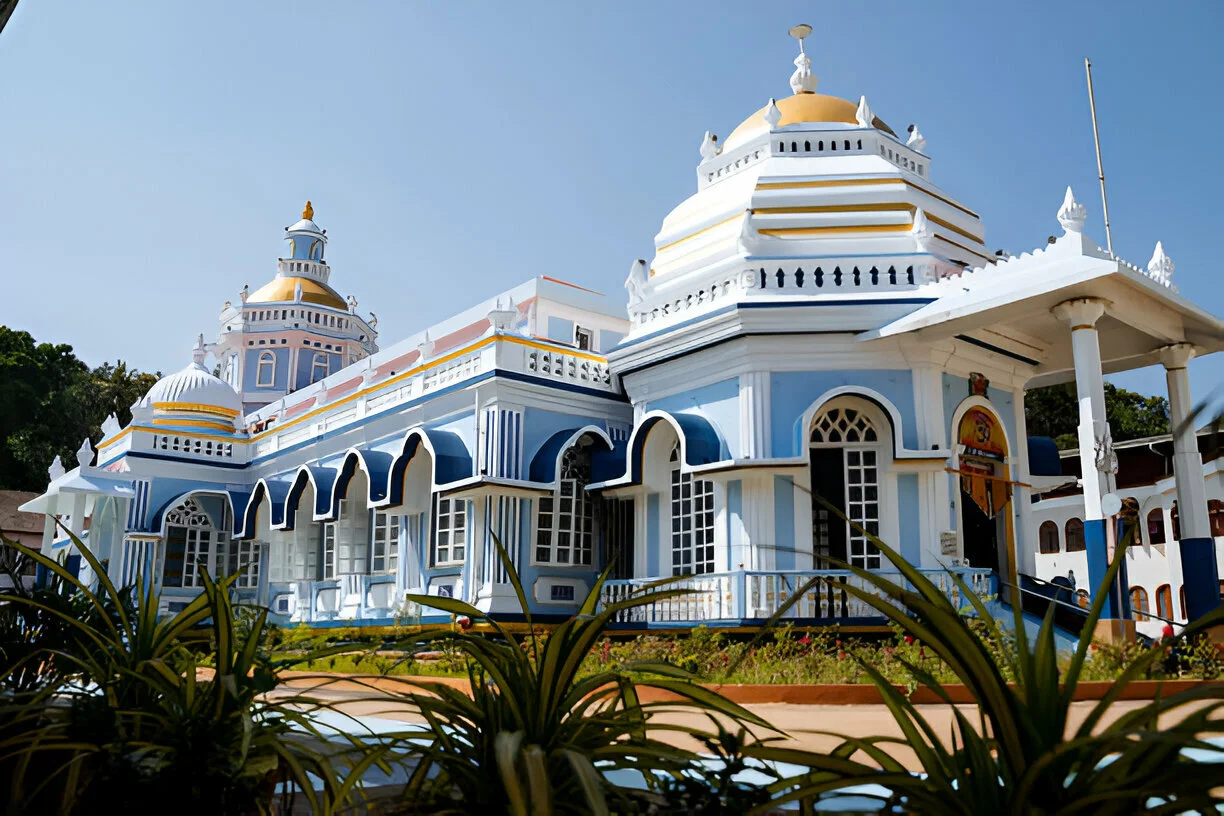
[669,444,715,575]
[535,446,594,565]
[228,538,260,588]
[372,512,400,574]
[810,406,882,570]
[433,497,466,566]
[162,497,229,588]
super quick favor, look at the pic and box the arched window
[535,445,595,566]
[311,352,329,383]
[1064,518,1086,552]
[256,352,276,387]
[810,405,882,569]
[1130,586,1149,621]
[1120,497,1141,546]
[1038,521,1059,554]
[1210,500,1224,536]
[1171,502,1180,540]
[162,496,232,589]
[310,239,322,260]
[1179,586,1187,620]
[1147,508,1167,545]
[670,443,714,576]
[1155,584,1173,619]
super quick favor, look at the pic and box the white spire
[855,96,875,128]
[76,438,94,469]
[699,131,720,160]
[763,98,782,129]
[294,280,303,302]
[1147,241,1175,286]
[48,455,65,482]
[906,124,926,152]
[100,413,121,439]
[1056,186,1086,234]
[788,24,817,94]
[192,334,207,366]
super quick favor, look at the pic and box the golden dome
[247,276,347,310]
[725,92,895,148]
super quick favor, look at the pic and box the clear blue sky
[2,1,1220,409]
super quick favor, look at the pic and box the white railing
[525,349,614,389]
[599,567,995,625]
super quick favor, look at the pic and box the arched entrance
[161,494,234,588]
[954,405,1013,582]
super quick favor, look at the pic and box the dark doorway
[961,494,999,573]
[810,448,847,569]
[600,497,634,580]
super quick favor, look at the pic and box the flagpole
[1085,58,1114,254]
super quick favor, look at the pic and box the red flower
[904,635,915,645]
[456,616,472,631]
[798,635,811,646]
[837,650,847,660]
[918,647,926,659]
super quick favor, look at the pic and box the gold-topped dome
[247,276,347,310]
[725,92,895,149]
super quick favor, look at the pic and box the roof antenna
[1084,58,1113,254]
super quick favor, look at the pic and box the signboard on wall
[958,408,1006,461]
[940,531,959,557]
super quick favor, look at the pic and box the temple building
[22,30,1223,633]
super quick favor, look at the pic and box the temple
[23,29,1222,634]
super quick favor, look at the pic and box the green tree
[1025,382,1169,449]
[0,327,159,491]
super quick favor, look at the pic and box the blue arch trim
[386,428,473,506]
[619,411,724,485]
[281,465,338,529]
[150,489,247,538]
[528,427,616,483]
[239,479,292,538]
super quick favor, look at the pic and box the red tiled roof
[0,490,42,534]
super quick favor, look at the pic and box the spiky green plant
[747,501,1224,815]
[381,534,776,815]
[0,530,380,815]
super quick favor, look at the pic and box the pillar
[911,364,949,567]
[1051,298,1127,620]
[1159,344,1219,621]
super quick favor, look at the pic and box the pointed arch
[795,387,906,459]
[622,410,723,485]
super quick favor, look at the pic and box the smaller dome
[287,218,324,235]
[142,359,242,417]
[247,276,347,310]
[725,92,895,149]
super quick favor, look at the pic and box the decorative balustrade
[599,567,995,625]
[526,349,613,388]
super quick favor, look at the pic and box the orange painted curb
[274,671,1219,705]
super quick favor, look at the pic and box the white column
[739,371,772,459]
[468,497,486,603]
[41,513,56,553]
[912,364,948,565]
[1159,343,1219,621]
[1012,389,1035,577]
[1051,299,1115,518]
[1159,345,1210,539]
[739,472,776,570]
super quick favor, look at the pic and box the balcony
[598,567,995,628]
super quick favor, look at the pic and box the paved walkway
[273,680,1211,772]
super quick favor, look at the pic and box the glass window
[322,521,336,580]
[1210,500,1224,537]
[810,407,882,569]
[162,497,229,588]
[669,443,715,576]
[312,352,329,383]
[1065,518,1086,552]
[371,512,400,574]
[1155,584,1173,619]
[1038,521,1059,554]
[535,446,595,566]
[1130,586,1149,621]
[433,497,466,566]
[257,352,276,387]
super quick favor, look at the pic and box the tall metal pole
[1085,58,1113,254]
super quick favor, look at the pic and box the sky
[1,1,1221,410]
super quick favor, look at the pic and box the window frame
[669,443,716,577]
[1146,508,1167,545]
[371,511,400,574]
[810,406,883,570]
[256,351,276,387]
[534,447,595,567]
[1038,520,1060,554]
[573,325,594,351]
[432,496,467,567]
[312,351,330,383]
[1064,517,1086,552]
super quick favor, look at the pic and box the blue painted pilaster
[1179,537,1221,621]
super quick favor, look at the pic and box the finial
[346,294,358,313]
[101,413,121,438]
[302,200,314,221]
[192,334,207,366]
[76,438,94,469]
[855,96,875,128]
[294,280,303,302]
[788,24,817,94]
[764,98,782,129]
[1147,241,1175,286]
[625,259,648,307]
[906,124,926,152]
[48,455,65,481]
[699,131,720,160]
[1056,186,1086,234]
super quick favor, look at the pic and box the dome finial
[192,334,207,366]
[788,24,817,94]
[302,200,314,221]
